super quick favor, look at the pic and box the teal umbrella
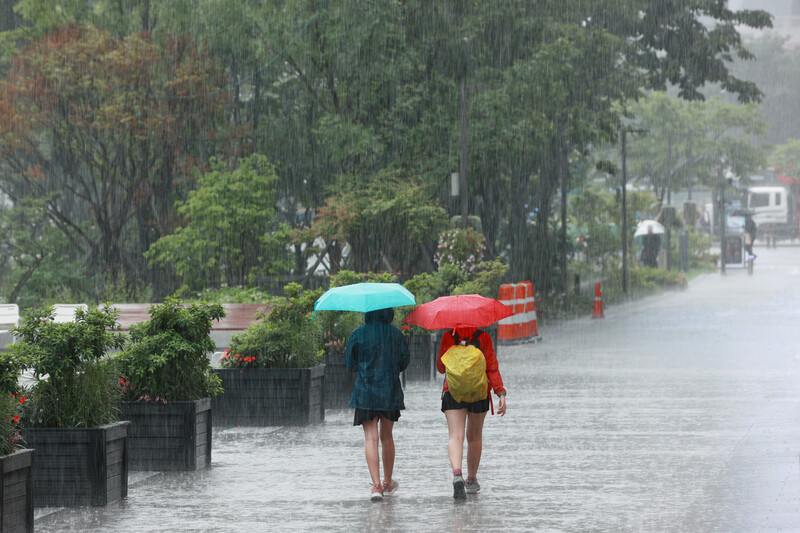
[312,282,415,320]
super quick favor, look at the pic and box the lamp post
[718,157,727,275]
[619,122,647,295]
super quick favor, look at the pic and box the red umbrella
[403,294,514,330]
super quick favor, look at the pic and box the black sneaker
[453,474,466,500]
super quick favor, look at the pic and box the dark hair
[365,308,394,324]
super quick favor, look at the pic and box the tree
[305,168,447,276]
[146,155,291,293]
[0,25,232,299]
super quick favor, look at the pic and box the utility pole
[621,129,629,295]
[718,160,727,275]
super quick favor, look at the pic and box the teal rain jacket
[345,308,410,410]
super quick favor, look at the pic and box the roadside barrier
[498,281,541,344]
[592,282,604,319]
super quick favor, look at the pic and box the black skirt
[440,391,490,414]
[353,408,401,426]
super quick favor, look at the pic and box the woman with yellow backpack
[436,326,507,500]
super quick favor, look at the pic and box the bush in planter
[10,305,125,429]
[8,304,129,507]
[0,351,25,456]
[214,283,326,426]
[221,283,322,369]
[117,297,225,401]
[0,351,32,531]
[116,297,224,471]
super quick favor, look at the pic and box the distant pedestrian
[744,214,757,259]
[641,226,661,268]
[345,307,409,502]
[437,326,506,500]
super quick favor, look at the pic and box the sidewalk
[32,249,800,531]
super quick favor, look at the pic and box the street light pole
[718,160,727,275]
[621,129,629,295]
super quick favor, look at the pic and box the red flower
[12,415,19,423]
[19,396,25,404]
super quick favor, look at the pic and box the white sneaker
[370,483,383,502]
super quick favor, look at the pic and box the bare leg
[444,409,467,471]
[466,411,487,479]
[378,416,395,484]
[362,417,381,485]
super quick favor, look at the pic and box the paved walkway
[34,246,800,532]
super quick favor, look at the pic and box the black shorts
[353,408,401,426]
[440,391,490,413]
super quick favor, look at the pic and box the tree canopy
[0,0,774,305]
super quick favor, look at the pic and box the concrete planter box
[0,448,34,533]
[118,398,212,471]
[22,421,129,507]
[212,365,325,426]
[323,352,355,409]
[404,333,435,381]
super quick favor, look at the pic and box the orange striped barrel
[497,283,516,340]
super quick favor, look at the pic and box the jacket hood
[365,308,394,324]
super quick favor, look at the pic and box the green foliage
[0,1,774,303]
[628,93,767,198]
[328,270,398,288]
[0,392,24,456]
[22,359,121,430]
[223,284,323,369]
[0,24,230,302]
[689,232,717,268]
[628,267,688,292]
[9,304,125,428]
[0,351,23,397]
[146,155,292,292]
[403,264,465,306]
[308,168,448,274]
[182,286,272,304]
[117,298,225,401]
[0,353,24,455]
[771,139,800,180]
[435,228,487,273]
[451,258,509,298]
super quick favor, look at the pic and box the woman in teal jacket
[345,307,409,502]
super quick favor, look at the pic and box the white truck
[744,186,799,241]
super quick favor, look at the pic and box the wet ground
[35,245,800,532]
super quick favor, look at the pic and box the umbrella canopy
[403,294,514,330]
[313,282,415,320]
[633,220,666,237]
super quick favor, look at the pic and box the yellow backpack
[441,344,488,403]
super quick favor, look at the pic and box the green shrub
[0,351,25,455]
[117,297,225,402]
[222,283,323,369]
[10,304,125,428]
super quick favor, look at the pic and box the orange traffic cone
[592,282,604,319]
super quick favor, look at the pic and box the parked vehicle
[744,186,799,241]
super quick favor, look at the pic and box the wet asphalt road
[35,245,800,532]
